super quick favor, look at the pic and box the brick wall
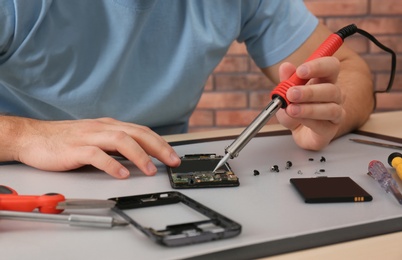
[188,0,402,132]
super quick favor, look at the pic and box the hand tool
[212,25,356,172]
[0,185,116,214]
[213,21,397,173]
[0,185,127,228]
[0,210,128,228]
[368,160,402,204]
[349,138,402,150]
[388,152,402,181]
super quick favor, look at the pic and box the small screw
[253,170,260,176]
[285,161,293,169]
[270,165,279,172]
[320,156,326,162]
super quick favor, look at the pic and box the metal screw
[285,161,293,169]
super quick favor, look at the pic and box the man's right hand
[0,116,181,179]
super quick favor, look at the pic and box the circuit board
[166,154,239,188]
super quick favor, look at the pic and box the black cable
[336,24,396,110]
[355,28,396,94]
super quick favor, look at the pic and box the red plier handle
[0,185,65,214]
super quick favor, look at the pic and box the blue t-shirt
[0,0,317,134]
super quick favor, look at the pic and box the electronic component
[290,177,372,203]
[109,191,241,246]
[166,154,239,189]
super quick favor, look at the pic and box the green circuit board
[166,154,239,188]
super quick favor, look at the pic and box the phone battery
[290,177,373,203]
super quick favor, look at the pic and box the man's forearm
[0,115,24,162]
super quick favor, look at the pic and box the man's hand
[275,57,345,150]
[261,23,373,151]
[2,116,181,179]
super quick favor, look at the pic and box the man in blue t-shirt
[0,0,374,179]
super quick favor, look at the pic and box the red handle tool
[270,33,344,108]
[213,26,351,172]
[0,185,65,214]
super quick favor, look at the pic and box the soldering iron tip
[213,153,231,173]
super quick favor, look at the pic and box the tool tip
[213,153,231,173]
[113,219,129,227]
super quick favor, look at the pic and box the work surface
[1,113,402,260]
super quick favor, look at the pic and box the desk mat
[1,132,402,260]
[175,131,402,259]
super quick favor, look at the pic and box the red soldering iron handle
[270,33,344,108]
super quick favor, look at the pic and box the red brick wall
[189,0,402,132]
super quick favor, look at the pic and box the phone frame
[109,191,241,246]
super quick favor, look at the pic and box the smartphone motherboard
[166,154,239,188]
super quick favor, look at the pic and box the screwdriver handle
[270,33,344,108]
[388,152,402,181]
[368,160,402,204]
[0,190,65,214]
[368,160,397,188]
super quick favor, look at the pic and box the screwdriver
[388,152,402,181]
[368,160,402,204]
[0,210,128,228]
[0,185,116,214]
[213,25,357,172]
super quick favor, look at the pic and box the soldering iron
[213,24,396,172]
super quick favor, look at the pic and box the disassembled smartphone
[109,191,241,247]
[166,154,240,189]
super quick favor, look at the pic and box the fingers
[280,57,343,124]
[93,118,181,167]
[278,62,296,82]
[279,57,343,108]
[285,82,343,125]
[13,117,181,179]
[74,146,131,179]
[286,102,344,124]
[275,57,344,151]
[286,83,343,105]
[296,56,340,84]
[275,109,300,131]
[279,57,340,84]
[82,120,181,177]
[83,131,156,176]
